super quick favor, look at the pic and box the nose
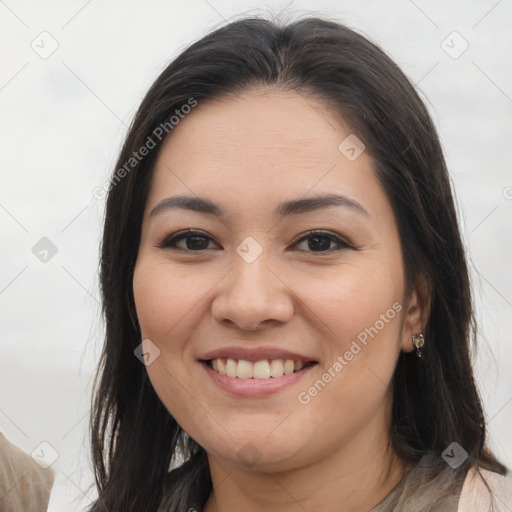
[211,253,295,331]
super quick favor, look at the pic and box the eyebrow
[149,193,368,219]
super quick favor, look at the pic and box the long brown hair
[89,15,507,512]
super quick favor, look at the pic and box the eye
[157,229,219,251]
[293,230,353,253]
[156,229,353,253]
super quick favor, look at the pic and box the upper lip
[198,346,318,363]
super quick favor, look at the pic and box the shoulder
[458,465,512,512]
[0,433,55,512]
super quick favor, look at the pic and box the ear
[400,274,431,353]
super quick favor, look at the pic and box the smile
[206,358,317,379]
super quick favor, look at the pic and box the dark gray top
[369,452,467,511]
[163,451,469,511]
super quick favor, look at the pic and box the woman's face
[133,88,422,472]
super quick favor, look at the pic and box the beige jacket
[0,433,54,512]
[368,450,512,511]
[458,466,512,511]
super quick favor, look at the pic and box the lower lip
[199,361,317,398]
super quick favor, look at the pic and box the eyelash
[156,229,354,253]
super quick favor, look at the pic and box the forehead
[158,88,355,164]
[147,88,391,227]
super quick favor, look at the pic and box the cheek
[295,259,404,408]
[293,272,403,450]
[303,261,403,347]
[132,261,211,345]
[132,262,212,424]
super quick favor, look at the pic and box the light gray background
[0,1,511,510]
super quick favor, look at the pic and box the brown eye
[293,230,353,253]
[157,230,218,251]
[156,229,353,253]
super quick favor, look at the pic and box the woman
[89,15,512,511]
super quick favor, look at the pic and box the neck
[203,416,410,512]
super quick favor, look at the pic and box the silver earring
[412,333,425,358]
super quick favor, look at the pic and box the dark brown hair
[89,15,507,512]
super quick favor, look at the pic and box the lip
[197,346,318,364]
[199,360,318,398]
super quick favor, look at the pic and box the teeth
[217,358,227,376]
[269,359,284,377]
[226,358,237,378]
[237,359,253,379]
[253,360,271,379]
[284,359,295,375]
[208,358,309,379]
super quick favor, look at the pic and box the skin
[132,88,427,511]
